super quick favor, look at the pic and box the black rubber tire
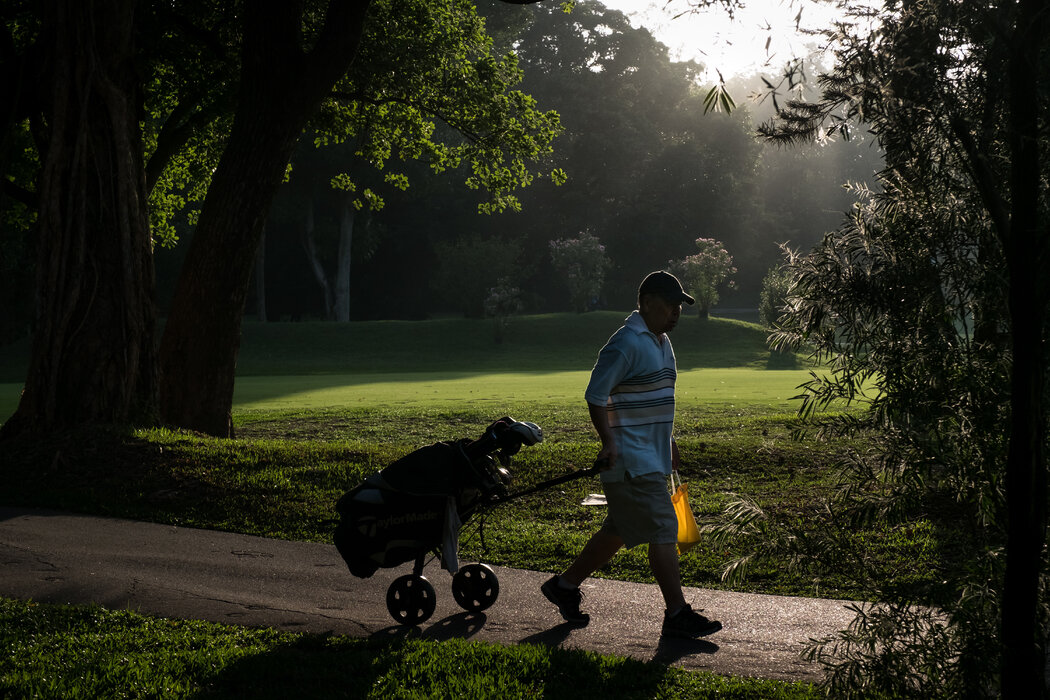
[386,574,437,625]
[451,563,500,612]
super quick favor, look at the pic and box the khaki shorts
[599,472,677,548]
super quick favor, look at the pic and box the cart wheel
[386,574,437,626]
[451,563,500,612]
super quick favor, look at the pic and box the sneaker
[541,575,590,625]
[661,604,722,639]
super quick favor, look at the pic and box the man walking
[541,270,722,639]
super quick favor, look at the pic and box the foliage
[548,231,611,313]
[712,0,1050,695]
[137,0,564,243]
[669,238,736,318]
[315,0,564,215]
[171,0,565,326]
[767,182,1013,698]
[1,0,880,330]
[470,1,773,312]
[702,78,737,115]
[137,2,242,248]
[2,0,574,439]
[803,599,998,700]
[0,116,38,344]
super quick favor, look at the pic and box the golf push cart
[332,416,600,626]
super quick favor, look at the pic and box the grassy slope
[0,312,776,379]
[230,312,780,375]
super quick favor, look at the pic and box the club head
[509,420,543,446]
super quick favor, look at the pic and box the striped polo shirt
[585,311,677,482]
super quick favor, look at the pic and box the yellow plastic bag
[670,471,701,555]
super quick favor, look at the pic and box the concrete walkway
[0,506,856,682]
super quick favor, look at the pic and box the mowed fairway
[0,313,820,423]
[233,368,811,413]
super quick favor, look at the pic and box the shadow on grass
[0,427,205,520]
[189,634,395,699]
[190,626,677,700]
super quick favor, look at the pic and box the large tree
[1,0,158,437]
[1,0,560,439]
[155,2,372,437]
[158,0,560,436]
[737,0,1049,695]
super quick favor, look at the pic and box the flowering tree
[669,238,736,319]
[549,231,611,313]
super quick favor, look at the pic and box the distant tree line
[151,0,879,324]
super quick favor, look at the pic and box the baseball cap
[638,271,695,305]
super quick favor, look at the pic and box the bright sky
[599,0,845,80]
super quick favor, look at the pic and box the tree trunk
[301,197,335,320]
[1000,1,1048,695]
[158,104,307,436]
[334,193,354,322]
[255,227,267,323]
[1002,272,1048,700]
[157,1,370,437]
[2,0,157,440]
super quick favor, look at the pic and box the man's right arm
[585,344,629,472]
[588,401,617,470]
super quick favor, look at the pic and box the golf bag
[332,417,537,579]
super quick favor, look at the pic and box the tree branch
[145,91,230,193]
[153,4,233,65]
[946,112,1011,239]
[1,177,37,209]
[329,91,484,145]
[302,0,373,91]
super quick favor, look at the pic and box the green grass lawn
[1,312,801,421]
[1,367,812,427]
[0,599,820,700]
[231,367,812,413]
[0,313,916,698]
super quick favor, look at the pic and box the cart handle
[498,459,606,505]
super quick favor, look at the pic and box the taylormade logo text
[358,510,440,537]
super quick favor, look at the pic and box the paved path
[0,506,856,682]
